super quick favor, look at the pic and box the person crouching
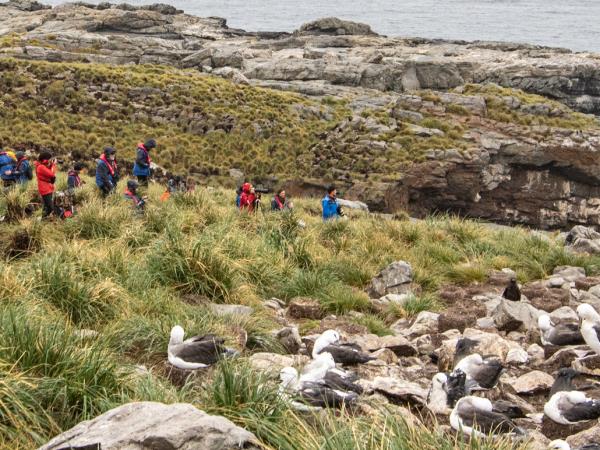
[35,151,57,219]
[124,180,146,211]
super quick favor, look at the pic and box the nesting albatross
[454,353,503,391]
[299,352,363,394]
[548,439,600,450]
[426,371,467,414]
[167,325,237,370]
[279,366,358,409]
[538,314,584,346]
[544,390,600,425]
[450,396,523,438]
[577,304,600,356]
[312,330,374,365]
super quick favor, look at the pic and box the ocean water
[43,0,600,53]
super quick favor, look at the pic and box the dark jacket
[95,155,119,190]
[133,144,151,177]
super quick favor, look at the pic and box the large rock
[566,424,600,449]
[511,370,554,394]
[365,377,428,406]
[566,226,600,254]
[572,354,600,376]
[40,402,259,450]
[249,352,310,372]
[295,17,377,36]
[366,261,413,298]
[286,297,324,319]
[399,311,439,337]
[275,327,302,354]
[492,299,542,332]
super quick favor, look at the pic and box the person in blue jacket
[14,151,33,184]
[322,185,344,221]
[132,139,156,187]
[96,147,119,197]
[0,149,17,187]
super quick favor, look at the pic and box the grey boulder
[40,402,259,450]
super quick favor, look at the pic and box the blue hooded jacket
[322,195,339,221]
[0,152,16,181]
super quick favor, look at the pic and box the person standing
[14,151,33,184]
[271,189,293,211]
[96,147,119,197]
[322,185,342,221]
[132,139,156,187]
[0,149,17,188]
[34,151,57,218]
[239,182,257,212]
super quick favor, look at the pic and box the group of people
[2,138,347,221]
[235,182,344,221]
[0,139,160,219]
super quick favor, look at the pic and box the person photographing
[35,151,57,218]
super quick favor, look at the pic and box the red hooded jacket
[35,160,56,196]
[239,182,256,212]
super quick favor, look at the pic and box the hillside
[1,181,600,448]
[1,57,599,229]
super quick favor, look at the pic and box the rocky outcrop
[40,402,259,450]
[295,17,377,37]
[1,2,600,114]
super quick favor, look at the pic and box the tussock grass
[0,182,597,448]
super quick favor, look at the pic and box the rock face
[40,402,259,450]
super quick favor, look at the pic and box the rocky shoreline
[1,0,600,229]
[2,0,600,115]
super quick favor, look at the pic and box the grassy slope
[1,179,599,449]
[0,58,595,185]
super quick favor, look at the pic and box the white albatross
[312,330,374,365]
[548,439,600,450]
[454,353,503,391]
[426,371,467,415]
[167,325,236,370]
[450,396,523,438]
[299,352,363,393]
[538,314,584,346]
[544,390,600,425]
[577,304,600,356]
[279,366,358,409]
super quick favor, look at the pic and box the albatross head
[169,325,185,345]
[547,440,570,450]
[431,373,448,390]
[538,314,553,332]
[313,329,340,356]
[577,303,600,321]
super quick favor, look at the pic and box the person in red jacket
[35,151,57,218]
[239,182,257,212]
